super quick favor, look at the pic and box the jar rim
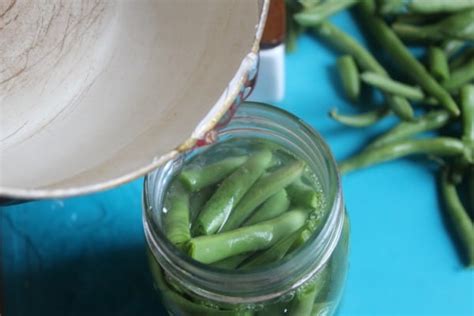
[143,102,345,304]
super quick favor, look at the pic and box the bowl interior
[0,0,265,198]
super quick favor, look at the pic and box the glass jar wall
[143,102,349,316]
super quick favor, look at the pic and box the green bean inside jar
[143,102,349,316]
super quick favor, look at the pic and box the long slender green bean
[391,23,436,42]
[392,10,474,42]
[428,47,450,81]
[469,167,474,217]
[337,55,360,101]
[440,169,474,267]
[379,0,474,14]
[461,84,474,143]
[313,21,384,74]
[179,156,247,192]
[411,0,474,13]
[394,13,440,25]
[442,40,465,58]
[286,177,323,209]
[211,254,251,270]
[366,110,451,149]
[329,107,390,128]
[443,57,474,93]
[194,150,272,235]
[241,227,304,269]
[164,181,191,245]
[286,1,306,52]
[294,0,358,26]
[148,251,254,315]
[449,48,474,70]
[244,189,290,226]
[256,302,286,316]
[188,210,308,264]
[340,137,467,173]
[289,265,330,316]
[387,95,415,121]
[313,21,415,120]
[377,0,401,14]
[360,71,425,100]
[289,208,328,253]
[356,2,460,116]
[190,186,215,225]
[221,160,305,231]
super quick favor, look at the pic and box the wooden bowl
[0,0,269,199]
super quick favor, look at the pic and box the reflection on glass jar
[143,102,349,316]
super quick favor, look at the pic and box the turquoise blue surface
[1,11,473,316]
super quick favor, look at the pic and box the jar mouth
[143,102,344,304]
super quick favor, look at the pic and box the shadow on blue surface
[4,245,166,316]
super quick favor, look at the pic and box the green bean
[411,0,474,13]
[392,10,474,42]
[148,253,253,315]
[442,40,465,58]
[289,265,330,316]
[221,160,305,231]
[387,95,416,121]
[241,226,305,269]
[211,254,251,270]
[449,159,469,185]
[286,2,305,52]
[294,0,358,26]
[268,153,284,170]
[313,21,384,74]
[391,23,437,42]
[394,13,441,25]
[244,189,290,226]
[440,168,474,268]
[313,21,415,120]
[188,210,308,264]
[164,181,191,245]
[355,5,460,116]
[190,186,215,224]
[449,47,474,71]
[194,150,272,235]
[329,107,390,128]
[443,57,474,93]
[179,156,248,192]
[377,0,411,14]
[379,0,474,14]
[256,302,287,316]
[337,55,360,101]
[469,167,474,216]
[289,208,328,253]
[164,280,252,315]
[461,84,474,143]
[298,0,323,9]
[428,47,450,81]
[366,110,451,149]
[286,177,323,209]
[339,137,467,173]
[360,71,425,100]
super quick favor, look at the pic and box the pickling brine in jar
[143,102,349,316]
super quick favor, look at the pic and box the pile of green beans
[157,138,343,315]
[287,0,473,268]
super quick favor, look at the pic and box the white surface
[247,44,285,103]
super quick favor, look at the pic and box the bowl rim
[0,0,270,200]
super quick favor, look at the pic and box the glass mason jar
[143,102,349,316]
